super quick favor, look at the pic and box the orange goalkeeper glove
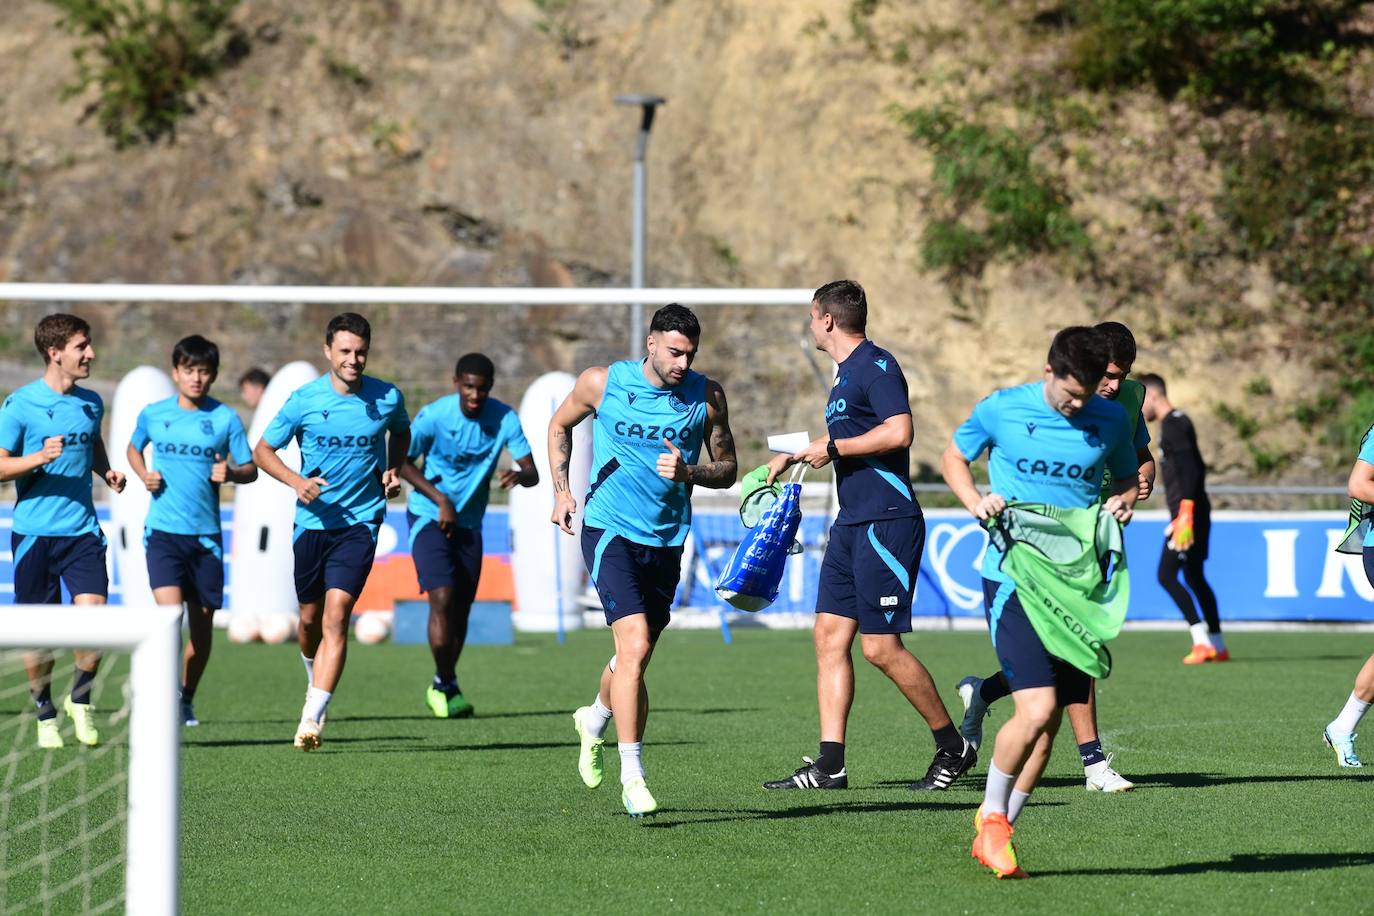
[1169,499,1196,552]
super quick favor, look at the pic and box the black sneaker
[910,740,977,790]
[763,756,848,789]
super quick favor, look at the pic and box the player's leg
[957,669,1010,749]
[411,514,472,717]
[1325,548,1374,766]
[294,528,326,689]
[15,534,64,747]
[574,655,616,789]
[180,597,213,727]
[60,533,110,747]
[435,526,482,717]
[1159,539,1214,662]
[1066,685,1133,792]
[1181,518,1225,659]
[610,613,660,815]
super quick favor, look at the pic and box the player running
[763,280,975,793]
[1322,426,1374,767]
[943,326,1138,878]
[126,335,257,726]
[0,314,126,748]
[551,304,737,816]
[252,313,409,751]
[956,321,1153,793]
[400,352,537,718]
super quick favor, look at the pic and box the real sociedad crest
[667,392,690,413]
[201,419,214,435]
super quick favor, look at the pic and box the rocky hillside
[1,0,1371,482]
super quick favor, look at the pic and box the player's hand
[497,468,522,490]
[295,476,328,504]
[104,469,126,493]
[764,452,796,486]
[791,435,832,471]
[971,492,1007,521]
[141,470,164,493]
[551,490,577,535]
[39,435,64,464]
[1171,500,1195,550]
[1137,471,1153,502]
[209,453,229,484]
[436,496,458,535]
[1104,494,1134,525]
[381,468,402,499]
[657,438,689,482]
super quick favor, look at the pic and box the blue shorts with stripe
[982,577,1092,705]
[145,530,225,608]
[580,525,682,630]
[293,525,378,604]
[11,531,108,604]
[407,512,482,602]
[817,515,924,635]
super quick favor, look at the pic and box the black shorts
[145,530,225,608]
[11,531,108,604]
[817,515,924,634]
[581,525,681,631]
[292,525,378,603]
[983,577,1092,706]
[407,512,482,603]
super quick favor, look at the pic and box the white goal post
[0,605,182,915]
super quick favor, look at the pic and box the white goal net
[0,607,181,915]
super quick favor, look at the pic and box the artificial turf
[6,629,1374,913]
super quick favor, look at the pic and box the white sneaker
[956,676,991,750]
[1084,752,1134,792]
[293,717,322,751]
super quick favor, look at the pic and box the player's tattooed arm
[686,380,738,489]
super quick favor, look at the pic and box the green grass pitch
[6,630,1374,913]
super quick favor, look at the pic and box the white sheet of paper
[767,431,811,454]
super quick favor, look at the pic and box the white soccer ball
[354,612,390,645]
[258,613,296,645]
[227,613,260,644]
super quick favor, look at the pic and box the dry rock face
[0,0,1348,480]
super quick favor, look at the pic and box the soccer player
[0,314,126,748]
[1140,372,1227,664]
[943,326,1137,878]
[252,313,409,751]
[551,304,737,816]
[956,321,1153,793]
[762,280,975,793]
[126,335,257,726]
[238,368,270,410]
[1325,440,1374,767]
[400,352,537,718]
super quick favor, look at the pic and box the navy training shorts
[12,531,108,604]
[292,524,378,604]
[982,577,1092,706]
[581,525,682,631]
[145,530,225,608]
[816,515,925,635]
[407,512,482,604]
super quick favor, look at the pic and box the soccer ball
[354,612,390,644]
[227,613,260,644]
[258,613,296,645]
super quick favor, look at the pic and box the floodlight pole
[615,94,666,358]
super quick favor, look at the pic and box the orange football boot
[1183,643,1216,665]
[972,812,1029,879]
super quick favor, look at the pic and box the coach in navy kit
[763,280,975,792]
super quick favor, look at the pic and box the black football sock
[817,741,845,775]
[932,724,964,756]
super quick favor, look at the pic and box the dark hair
[649,303,701,339]
[455,352,495,381]
[1094,321,1137,369]
[813,279,867,335]
[238,367,270,388]
[1138,372,1167,396]
[172,335,220,374]
[1047,326,1110,389]
[326,312,371,346]
[34,313,91,362]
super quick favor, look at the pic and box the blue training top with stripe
[131,396,253,536]
[953,381,1137,581]
[406,394,532,530]
[0,379,104,537]
[583,359,708,547]
[828,339,920,524]
[262,374,409,532]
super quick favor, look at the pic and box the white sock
[1209,632,1226,653]
[303,687,331,723]
[1331,692,1372,736]
[1008,788,1032,825]
[982,763,1015,817]
[584,697,613,739]
[301,653,315,686]
[618,742,644,784]
[1188,623,1211,647]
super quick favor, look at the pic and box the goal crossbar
[1,605,182,916]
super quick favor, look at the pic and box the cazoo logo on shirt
[314,434,382,450]
[1013,456,1098,481]
[612,421,693,444]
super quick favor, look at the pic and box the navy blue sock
[181,685,196,704]
[1078,738,1106,767]
[433,674,460,697]
[933,723,964,756]
[817,741,845,775]
[32,685,56,721]
[71,667,96,705]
